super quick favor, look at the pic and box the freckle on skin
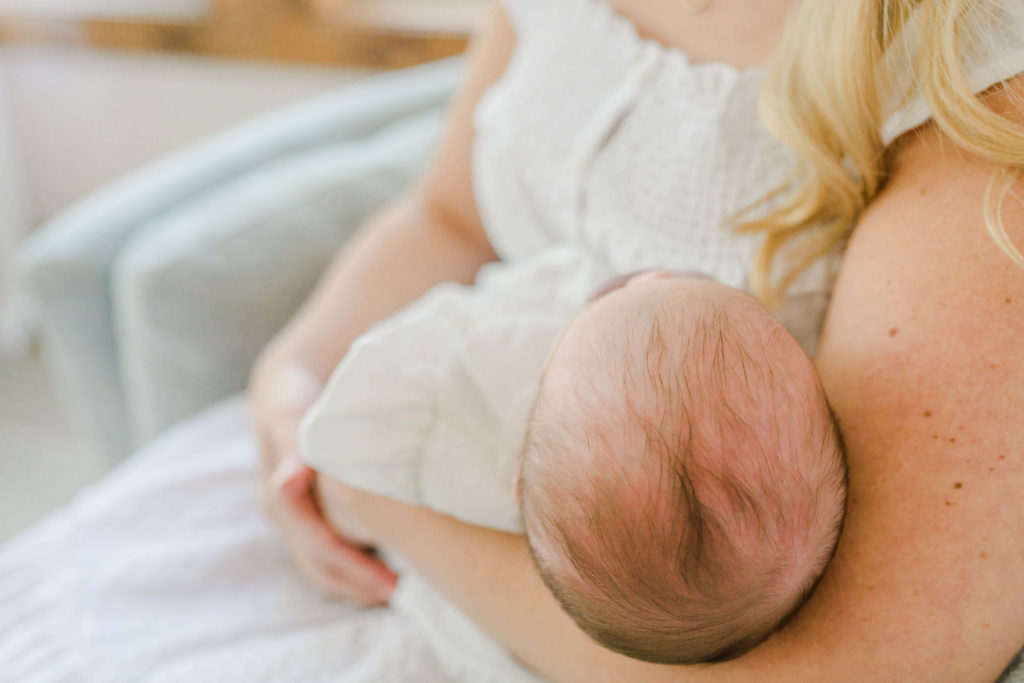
[999,455,1007,460]
[990,467,995,472]
[923,411,933,418]
[945,501,955,506]
[953,482,963,489]
[1007,298,1013,304]
[949,438,957,443]
[932,435,939,440]
[889,327,899,337]
[980,552,988,559]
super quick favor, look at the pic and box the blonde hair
[738,0,1024,308]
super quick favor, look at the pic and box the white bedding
[0,397,461,683]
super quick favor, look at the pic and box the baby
[303,254,846,673]
[516,270,847,664]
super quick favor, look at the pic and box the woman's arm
[251,3,516,601]
[332,78,1024,680]
[254,4,513,383]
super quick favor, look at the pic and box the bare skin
[254,1,1024,679]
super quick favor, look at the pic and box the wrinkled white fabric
[3,0,1024,681]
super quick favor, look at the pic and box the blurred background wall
[2,45,367,224]
[0,0,478,539]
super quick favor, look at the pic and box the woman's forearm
[249,190,498,482]
[255,2,514,384]
[250,193,500,597]
[257,191,498,383]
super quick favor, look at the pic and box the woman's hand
[267,457,398,605]
[251,350,398,605]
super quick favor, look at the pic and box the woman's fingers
[270,457,398,602]
[293,521,396,604]
[292,550,384,604]
[289,494,399,599]
[271,456,315,495]
[281,508,392,604]
[312,536,398,598]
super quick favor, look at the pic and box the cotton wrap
[299,248,611,683]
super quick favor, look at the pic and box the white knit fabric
[2,1,1023,680]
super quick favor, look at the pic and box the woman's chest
[473,0,798,287]
[603,0,793,68]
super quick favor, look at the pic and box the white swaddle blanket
[299,248,612,683]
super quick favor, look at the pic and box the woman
[257,0,1024,679]
[5,0,1024,680]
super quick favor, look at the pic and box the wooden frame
[0,0,482,69]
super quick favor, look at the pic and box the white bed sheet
[0,396,461,683]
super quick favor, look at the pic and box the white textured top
[474,0,1024,349]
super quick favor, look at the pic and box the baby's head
[518,271,846,664]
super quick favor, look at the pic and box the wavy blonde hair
[738,0,1024,308]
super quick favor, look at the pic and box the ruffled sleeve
[881,0,1024,145]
